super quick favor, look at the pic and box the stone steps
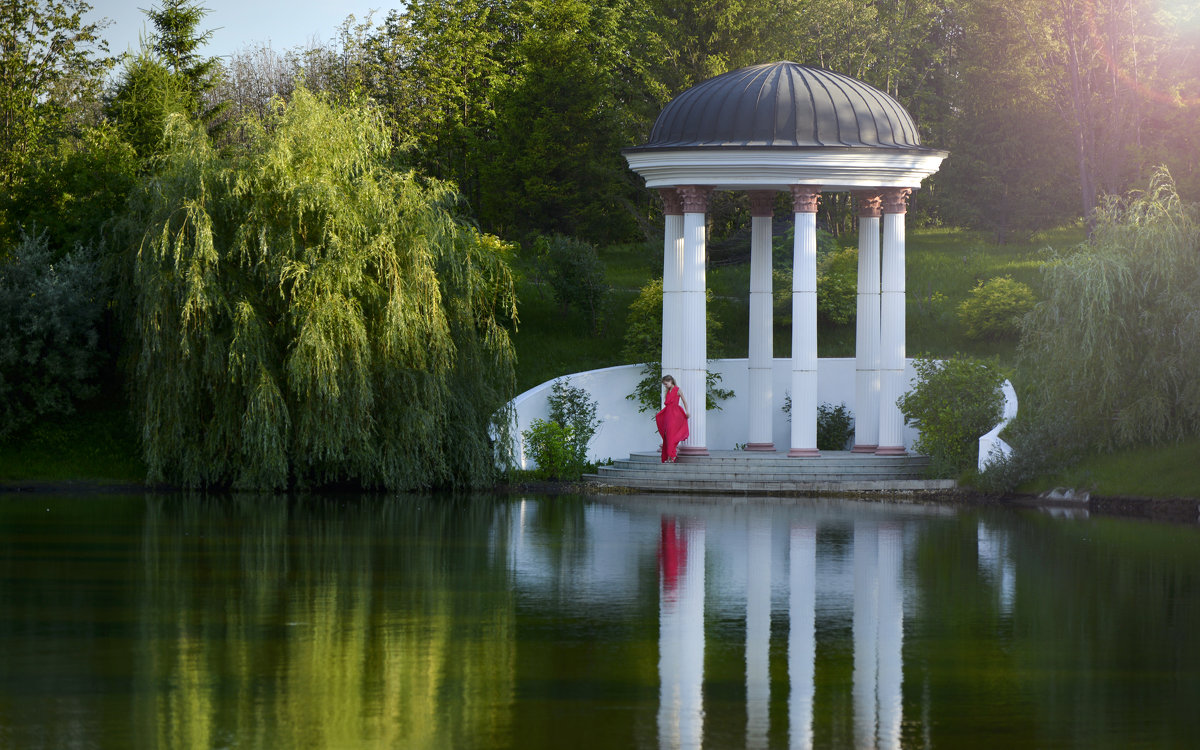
[583,450,955,495]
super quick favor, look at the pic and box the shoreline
[4,478,1199,525]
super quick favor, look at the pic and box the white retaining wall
[508,357,925,469]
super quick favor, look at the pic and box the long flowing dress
[656,386,690,462]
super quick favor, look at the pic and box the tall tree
[122,89,518,490]
[0,0,112,189]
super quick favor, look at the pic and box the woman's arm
[679,390,689,417]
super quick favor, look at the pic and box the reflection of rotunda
[624,62,947,457]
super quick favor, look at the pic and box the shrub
[548,378,600,467]
[817,402,854,450]
[522,418,578,480]
[533,234,609,333]
[897,355,1005,477]
[0,230,106,440]
[957,275,1035,339]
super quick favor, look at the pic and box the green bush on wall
[957,275,1035,340]
[898,355,1005,477]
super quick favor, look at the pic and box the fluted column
[660,189,685,385]
[877,188,911,456]
[789,185,821,457]
[747,191,776,451]
[853,192,882,453]
[678,185,712,456]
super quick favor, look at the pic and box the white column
[678,186,712,456]
[747,191,776,451]
[789,185,821,457]
[788,523,816,750]
[681,522,706,749]
[877,188,911,456]
[852,522,880,748]
[853,193,882,453]
[746,515,771,749]
[661,189,685,384]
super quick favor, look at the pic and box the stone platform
[583,450,955,495]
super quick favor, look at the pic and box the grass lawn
[1021,439,1200,499]
[0,391,146,484]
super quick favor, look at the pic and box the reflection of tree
[135,494,516,749]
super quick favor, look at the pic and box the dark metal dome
[637,62,924,150]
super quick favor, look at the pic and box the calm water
[1,493,1199,749]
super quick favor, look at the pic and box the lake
[2,493,1198,749]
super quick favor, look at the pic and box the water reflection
[2,494,1200,749]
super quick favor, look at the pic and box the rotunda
[624,61,947,456]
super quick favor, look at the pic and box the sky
[87,0,393,61]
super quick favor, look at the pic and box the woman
[656,375,690,463]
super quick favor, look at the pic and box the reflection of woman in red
[656,374,690,463]
[659,517,688,601]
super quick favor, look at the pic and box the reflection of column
[877,525,904,750]
[853,523,879,747]
[789,524,816,750]
[661,189,685,384]
[878,188,911,455]
[747,191,776,451]
[679,186,713,456]
[853,192,882,453]
[659,519,705,750]
[789,185,821,457]
[746,516,771,749]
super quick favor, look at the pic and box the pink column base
[744,443,776,452]
[787,448,821,458]
[678,446,709,457]
[875,446,908,456]
[851,444,878,454]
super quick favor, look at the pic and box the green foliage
[521,418,579,480]
[106,51,193,160]
[1018,169,1200,453]
[898,355,1005,477]
[0,0,113,190]
[817,245,857,325]
[1,123,138,253]
[521,377,600,480]
[957,275,1036,340]
[122,89,517,490]
[533,234,610,333]
[621,276,732,412]
[548,377,600,466]
[0,230,105,440]
[817,402,854,451]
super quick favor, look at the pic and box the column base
[851,444,878,454]
[678,446,709,457]
[875,446,908,456]
[787,448,821,458]
[744,442,776,452]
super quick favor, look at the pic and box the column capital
[880,188,912,214]
[659,188,683,216]
[854,191,883,218]
[790,185,821,213]
[677,185,714,213]
[748,190,776,218]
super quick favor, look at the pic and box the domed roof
[636,62,924,151]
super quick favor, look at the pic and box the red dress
[656,386,690,462]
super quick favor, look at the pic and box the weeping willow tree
[124,88,517,490]
[1017,168,1200,454]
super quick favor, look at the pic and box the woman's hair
[661,375,676,386]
